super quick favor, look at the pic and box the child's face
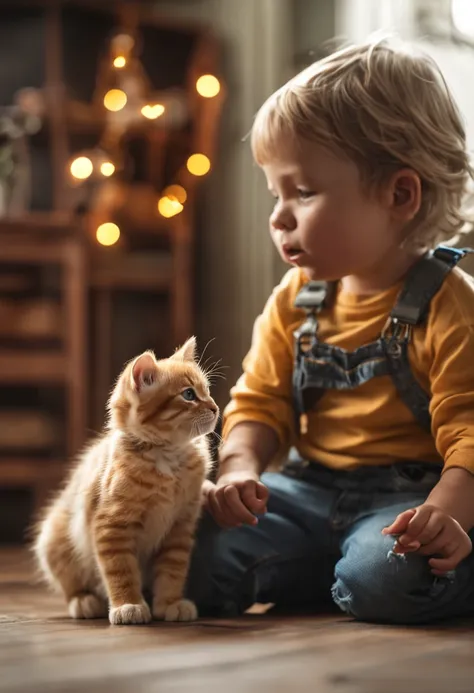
[262,138,403,282]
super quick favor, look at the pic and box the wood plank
[0,549,473,693]
[0,352,68,384]
[0,460,63,486]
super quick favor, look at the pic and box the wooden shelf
[0,212,74,234]
[0,352,68,385]
[90,253,173,291]
[0,458,64,486]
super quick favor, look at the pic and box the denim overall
[187,246,474,623]
[292,245,472,436]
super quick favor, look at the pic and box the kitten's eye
[182,388,197,402]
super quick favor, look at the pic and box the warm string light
[70,156,93,180]
[71,36,220,245]
[69,156,115,180]
[156,156,212,219]
[163,185,187,204]
[96,222,120,246]
[158,196,184,218]
[100,161,115,177]
[196,75,221,98]
[113,56,127,68]
[104,89,127,112]
[141,104,165,119]
[187,153,211,176]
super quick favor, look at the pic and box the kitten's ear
[131,352,159,392]
[171,336,197,363]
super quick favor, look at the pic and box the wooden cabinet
[0,215,87,517]
[0,1,223,540]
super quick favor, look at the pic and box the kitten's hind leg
[35,507,107,619]
[68,593,108,619]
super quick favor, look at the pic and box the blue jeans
[186,460,474,624]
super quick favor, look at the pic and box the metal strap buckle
[381,317,412,356]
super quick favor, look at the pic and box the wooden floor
[1,550,474,693]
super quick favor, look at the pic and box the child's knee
[331,535,439,623]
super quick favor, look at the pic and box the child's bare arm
[426,467,474,532]
[203,422,279,527]
[219,421,280,477]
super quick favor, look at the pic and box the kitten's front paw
[109,602,151,626]
[69,594,108,619]
[153,599,198,622]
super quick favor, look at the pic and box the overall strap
[382,245,473,431]
[390,246,472,326]
[293,281,335,434]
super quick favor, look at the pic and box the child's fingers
[223,485,258,525]
[406,514,443,547]
[415,525,450,556]
[256,481,270,504]
[241,480,268,515]
[419,537,458,558]
[382,508,416,536]
[207,490,240,528]
[392,539,420,554]
[405,505,435,539]
[429,550,463,574]
[429,533,472,572]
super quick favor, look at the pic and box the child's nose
[270,205,296,231]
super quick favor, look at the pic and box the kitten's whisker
[204,360,228,380]
[197,338,216,369]
[206,367,227,378]
[203,355,226,372]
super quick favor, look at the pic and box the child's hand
[382,504,472,575]
[202,472,269,528]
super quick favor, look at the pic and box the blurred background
[0,0,474,544]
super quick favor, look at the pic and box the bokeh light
[196,75,221,98]
[100,162,115,177]
[96,222,120,246]
[70,156,93,180]
[141,104,165,119]
[163,185,187,204]
[113,56,126,68]
[104,89,127,112]
[187,153,211,176]
[158,196,184,218]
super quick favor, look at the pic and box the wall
[154,0,338,407]
[154,0,292,407]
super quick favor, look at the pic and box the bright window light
[452,0,474,37]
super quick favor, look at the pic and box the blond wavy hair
[251,38,473,249]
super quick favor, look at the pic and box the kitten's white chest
[143,446,182,477]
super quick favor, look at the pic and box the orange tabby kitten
[34,337,219,625]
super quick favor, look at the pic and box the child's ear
[171,336,197,363]
[388,168,422,223]
[131,352,159,392]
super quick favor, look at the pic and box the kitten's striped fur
[34,337,218,625]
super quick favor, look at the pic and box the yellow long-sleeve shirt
[223,266,474,474]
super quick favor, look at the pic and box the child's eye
[298,189,315,199]
[182,388,197,402]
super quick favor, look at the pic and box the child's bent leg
[186,472,337,616]
[332,500,474,624]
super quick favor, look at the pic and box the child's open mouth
[282,245,304,264]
